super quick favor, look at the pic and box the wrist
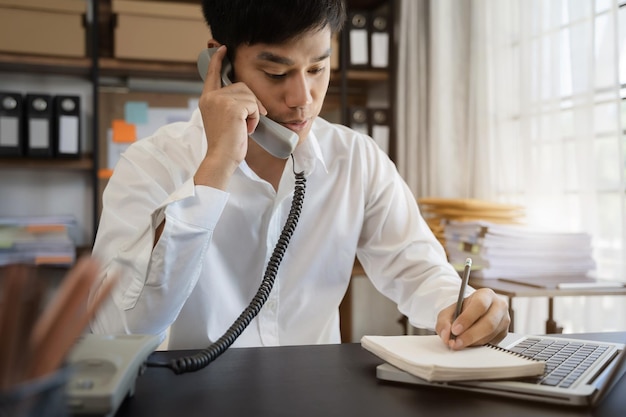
[194,152,239,190]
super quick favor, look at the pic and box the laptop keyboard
[508,338,609,388]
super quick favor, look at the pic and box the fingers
[202,84,264,137]
[437,288,510,350]
[435,303,456,344]
[202,45,228,94]
[196,81,263,186]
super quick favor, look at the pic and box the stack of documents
[417,197,525,248]
[0,215,77,266]
[443,220,596,279]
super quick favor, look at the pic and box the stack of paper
[417,197,525,249]
[0,216,77,266]
[443,220,596,279]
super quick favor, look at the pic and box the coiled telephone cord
[158,160,306,374]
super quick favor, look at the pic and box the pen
[451,258,472,340]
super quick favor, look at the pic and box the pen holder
[0,368,70,417]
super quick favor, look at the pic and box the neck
[245,139,288,191]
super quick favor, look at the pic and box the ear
[207,39,222,48]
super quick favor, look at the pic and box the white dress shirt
[90,109,468,349]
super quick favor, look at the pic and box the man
[89,0,509,352]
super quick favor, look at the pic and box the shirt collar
[292,119,328,176]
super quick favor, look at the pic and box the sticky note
[124,101,149,124]
[112,119,136,143]
[97,168,113,179]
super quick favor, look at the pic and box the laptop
[375,332,626,406]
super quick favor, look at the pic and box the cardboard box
[0,0,86,57]
[112,0,210,63]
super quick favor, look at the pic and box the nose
[285,73,313,109]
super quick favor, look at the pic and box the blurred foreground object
[0,258,116,417]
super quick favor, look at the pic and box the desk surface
[115,332,625,417]
[470,277,626,297]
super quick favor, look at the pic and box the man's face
[231,26,332,143]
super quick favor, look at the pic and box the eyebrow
[256,48,332,66]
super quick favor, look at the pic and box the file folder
[347,11,370,69]
[370,8,390,69]
[369,108,390,154]
[25,94,53,158]
[53,95,81,158]
[348,107,369,135]
[0,92,24,157]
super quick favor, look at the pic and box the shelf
[0,156,94,171]
[0,53,92,77]
[345,70,389,81]
[98,57,200,80]
[0,53,391,83]
[98,57,389,83]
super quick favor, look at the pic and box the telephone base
[65,333,161,416]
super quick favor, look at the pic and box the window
[491,0,625,281]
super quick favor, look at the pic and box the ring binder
[369,8,390,69]
[347,11,370,69]
[348,106,369,135]
[25,94,54,158]
[369,108,390,154]
[53,95,81,158]
[0,92,24,157]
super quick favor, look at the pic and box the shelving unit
[0,0,98,252]
[0,0,395,256]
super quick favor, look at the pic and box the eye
[265,72,286,80]
[309,66,325,75]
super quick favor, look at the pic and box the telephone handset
[197,48,299,159]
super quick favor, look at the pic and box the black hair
[201,0,346,51]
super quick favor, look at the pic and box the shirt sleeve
[355,140,474,330]
[88,142,228,339]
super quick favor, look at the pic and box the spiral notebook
[361,335,544,382]
[362,333,626,406]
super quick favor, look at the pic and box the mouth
[280,119,310,133]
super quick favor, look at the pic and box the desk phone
[65,333,160,416]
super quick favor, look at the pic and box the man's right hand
[194,45,267,190]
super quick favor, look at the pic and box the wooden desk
[470,277,626,333]
[115,332,626,417]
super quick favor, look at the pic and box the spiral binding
[486,344,544,363]
[166,159,306,374]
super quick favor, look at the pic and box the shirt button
[266,300,277,311]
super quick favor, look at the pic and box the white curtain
[395,0,626,333]
[395,0,430,196]
[396,0,495,198]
